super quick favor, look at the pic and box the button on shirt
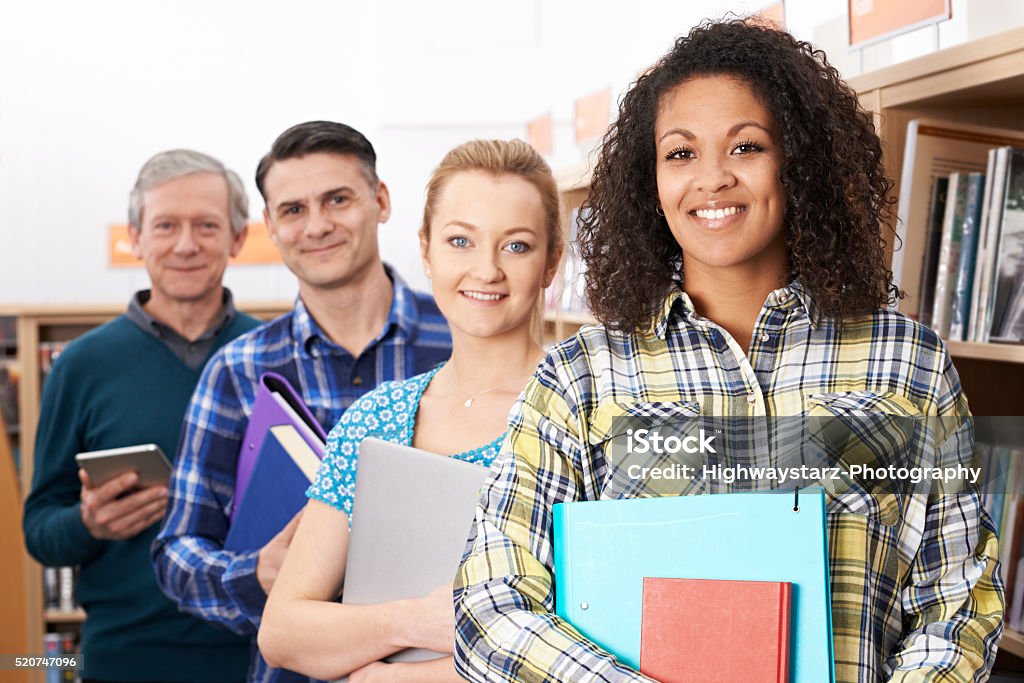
[152,267,451,683]
[454,282,1003,683]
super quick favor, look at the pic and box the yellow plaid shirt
[454,283,1003,683]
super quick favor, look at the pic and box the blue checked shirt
[152,268,451,683]
[454,282,1003,683]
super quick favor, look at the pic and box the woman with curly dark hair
[455,19,1002,683]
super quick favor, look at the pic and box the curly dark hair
[579,18,901,332]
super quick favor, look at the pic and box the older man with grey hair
[24,149,260,683]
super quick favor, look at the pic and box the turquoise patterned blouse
[306,365,505,521]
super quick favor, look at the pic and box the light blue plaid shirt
[152,268,451,683]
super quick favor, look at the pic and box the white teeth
[694,206,741,219]
[463,291,504,301]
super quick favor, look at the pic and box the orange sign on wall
[575,89,611,144]
[527,113,553,156]
[849,0,949,48]
[109,222,282,267]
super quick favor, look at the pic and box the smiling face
[655,75,788,284]
[131,171,245,309]
[422,171,556,342]
[261,152,389,294]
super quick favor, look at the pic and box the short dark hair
[255,120,378,200]
[580,19,900,332]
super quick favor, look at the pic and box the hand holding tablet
[75,444,172,488]
[75,444,172,541]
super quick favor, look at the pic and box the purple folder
[230,372,327,522]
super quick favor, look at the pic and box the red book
[640,577,791,683]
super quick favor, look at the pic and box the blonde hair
[420,139,563,265]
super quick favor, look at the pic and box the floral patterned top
[306,365,505,523]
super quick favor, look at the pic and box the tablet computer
[75,443,172,488]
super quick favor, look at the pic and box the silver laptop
[342,437,491,664]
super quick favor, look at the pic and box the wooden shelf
[1001,629,1024,659]
[947,341,1024,364]
[44,609,85,625]
[554,162,592,193]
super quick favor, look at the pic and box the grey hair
[128,149,249,235]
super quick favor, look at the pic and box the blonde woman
[258,139,563,682]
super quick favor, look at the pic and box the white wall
[2,0,1022,305]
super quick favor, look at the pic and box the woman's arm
[258,499,455,680]
[349,656,462,683]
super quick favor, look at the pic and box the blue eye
[449,236,469,248]
[505,241,530,254]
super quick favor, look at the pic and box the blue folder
[224,425,321,551]
[553,489,835,682]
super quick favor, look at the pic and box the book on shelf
[42,631,80,683]
[991,148,1024,342]
[894,119,1024,317]
[0,316,15,360]
[969,149,1004,342]
[930,173,967,338]
[977,444,1024,626]
[948,173,986,341]
[39,341,70,383]
[1013,556,1024,633]
[0,359,19,434]
[917,175,949,328]
[44,566,81,612]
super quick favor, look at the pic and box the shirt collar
[293,263,420,354]
[126,288,237,340]
[650,279,820,340]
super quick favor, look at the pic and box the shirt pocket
[587,399,703,444]
[587,399,703,499]
[807,390,924,528]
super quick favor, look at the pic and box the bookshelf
[4,301,289,678]
[847,26,1024,418]
[544,163,598,343]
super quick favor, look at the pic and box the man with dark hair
[24,149,259,683]
[152,121,451,683]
